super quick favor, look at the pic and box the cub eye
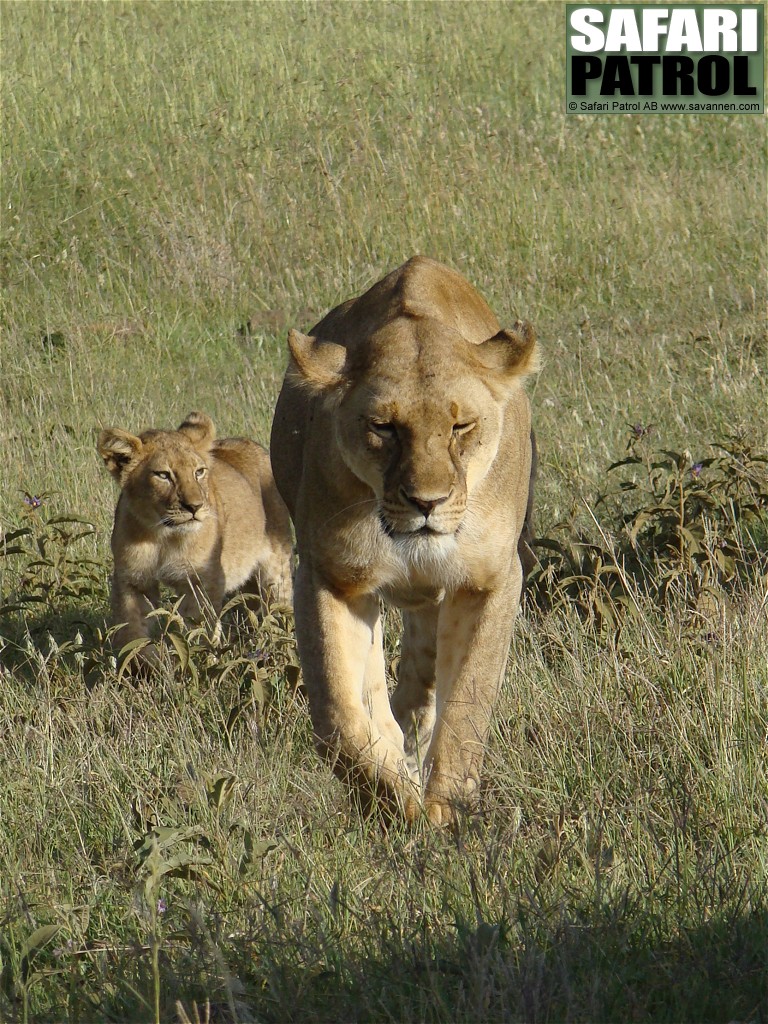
[195,467,207,479]
[153,470,172,481]
[368,420,396,439]
[452,421,476,437]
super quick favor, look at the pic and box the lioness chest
[314,507,512,606]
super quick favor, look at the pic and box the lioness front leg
[294,564,419,817]
[424,567,522,826]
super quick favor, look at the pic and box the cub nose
[400,488,450,517]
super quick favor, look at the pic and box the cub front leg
[175,573,224,626]
[424,566,522,826]
[110,575,161,668]
[294,564,419,818]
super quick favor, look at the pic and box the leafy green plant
[111,596,301,738]
[609,428,768,597]
[132,826,218,1024]
[528,429,768,626]
[0,923,63,1024]
[0,507,104,615]
[529,526,633,628]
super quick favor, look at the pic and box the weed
[529,428,768,628]
[0,510,103,614]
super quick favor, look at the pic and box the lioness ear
[178,411,216,450]
[98,428,143,482]
[287,329,347,392]
[476,321,540,381]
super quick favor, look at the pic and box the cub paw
[115,638,162,678]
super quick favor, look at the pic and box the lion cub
[98,411,293,662]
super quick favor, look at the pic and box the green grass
[1,2,767,1021]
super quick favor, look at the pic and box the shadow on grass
[228,907,768,1024]
[1,865,765,1024]
[33,884,757,1024]
[0,603,109,683]
[39,903,759,1024]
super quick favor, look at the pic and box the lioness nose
[400,488,450,517]
[181,500,203,515]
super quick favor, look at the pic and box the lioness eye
[452,421,476,437]
[153,470,172,481]
[369,421,396,438]
[195,467,206,479]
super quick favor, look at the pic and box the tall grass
[1,2,766,1021]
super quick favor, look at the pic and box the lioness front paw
[423,771,479,827]
[423,795,457,828]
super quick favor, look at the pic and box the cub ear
[178,411,216,450]
[476,321,540,381]
[287,329,347,392]
[97,428,144,482]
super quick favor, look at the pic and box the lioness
[270,256,538,824]
[98,411,293,663]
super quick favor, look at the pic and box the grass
[1,1,767,1021]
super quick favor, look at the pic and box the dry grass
[1,2,766,1021]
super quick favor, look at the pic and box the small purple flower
[157,898,167,915]
[690,463,703,479]
[630,423,654,439]
[23,494,43,509]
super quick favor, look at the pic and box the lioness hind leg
[391,604,439,769]
[364,616,408,752]
[517,429,538,582]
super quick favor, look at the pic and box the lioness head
[287,314,538,541]
[98,412,216,533]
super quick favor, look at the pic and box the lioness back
[99,411,292,664]
[271,256,539,824]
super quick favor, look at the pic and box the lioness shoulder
[271,256,538,824]
[98,411,292,663]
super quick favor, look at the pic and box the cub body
[270,256,538,824]
[99,412,292,660]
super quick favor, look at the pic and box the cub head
[288,316,538,540]
[98,411,216,532]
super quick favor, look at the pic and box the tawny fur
[270,256,538,824]
[98,411,292,665]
